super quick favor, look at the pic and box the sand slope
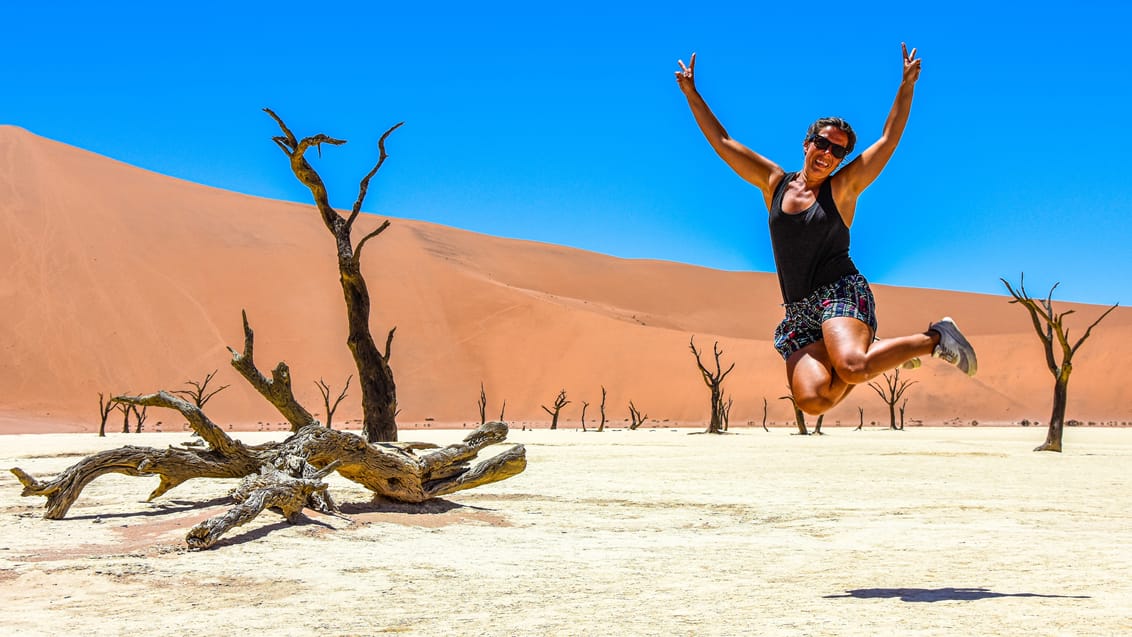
[2,125,1130,433]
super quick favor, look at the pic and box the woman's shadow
[824,587,1090,603]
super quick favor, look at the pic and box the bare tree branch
[346,121,405,231]
[1071,303,1119,356]
[353,219,392,264]
[227,310,319,431]
[263,108,297,150]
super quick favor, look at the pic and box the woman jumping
[676,43,976,415]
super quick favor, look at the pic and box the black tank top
[768,172,859,303]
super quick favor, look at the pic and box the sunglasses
[807,134,849,159]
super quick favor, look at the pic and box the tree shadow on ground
[66,496,233,521]
[206,512,337,549]
[338,498,492,516]
[824,587,1091,603]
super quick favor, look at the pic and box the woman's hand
[675,52,697,93]
[902,42,921,84]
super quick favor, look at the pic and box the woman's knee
[833,354,869,385]
[796,394,834,415]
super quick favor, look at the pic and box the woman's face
[803,125,850,177]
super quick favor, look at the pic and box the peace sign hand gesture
[902,42,921,84]
[675,52,697,94]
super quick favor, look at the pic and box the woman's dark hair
[805,117,856,155]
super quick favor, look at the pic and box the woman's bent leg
[786,341,852,415]
[823,317,936,384]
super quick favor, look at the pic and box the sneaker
[929,317,977,377]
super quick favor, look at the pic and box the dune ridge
[2,125,1130,434]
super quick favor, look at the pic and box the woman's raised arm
[837,43,922,197]
[676,53,784,206]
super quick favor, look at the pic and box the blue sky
[4,1,1129,306]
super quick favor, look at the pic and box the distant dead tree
[315,375,352,429]
[172,370,230,410]
[761,397,769,432]
[868,369,917,431]
[855,406,864,431]
[499,400,507,422]
[628,401,647,430]
[97,393,115,437]
[721,395,733,432]
[689,336,736,434]
[597,386,608,432]
[779,393,809,435]
[477,383,488,425]
[899,398,908,430]
[542,389,570,430]
[580,401,590,431]
[114,400,132,434]
[1002,275,1119,452]
[132,404,148,433]
[778,392,824,435]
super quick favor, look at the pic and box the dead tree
[315,375,352,429]
[628,401,647,430]
[761,397,769,432]
[499,400,506,422]
[265,108,400,443]
[868,369,917,431]
[115,400,131,434]
[477,383,488,425]
[541,389,570,430]
[899,399,908,430]
[97,393,114,437]
[856,406,864,431]
[721,395,733,432]
[689,336,736,434]
[172,369,230,409]
[812,414,825,435]
[597,386,608,432]
[1002,275,1118,452]
[11,113,527,549]
[779,394,809,435]
[580,401,589,431]
[131,404,148,433]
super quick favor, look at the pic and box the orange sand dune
[2,126,1129,434]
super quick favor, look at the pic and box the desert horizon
[2,125,1130,436]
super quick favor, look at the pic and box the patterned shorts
[773,273,878,361]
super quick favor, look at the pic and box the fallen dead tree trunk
[12,403,524,546]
